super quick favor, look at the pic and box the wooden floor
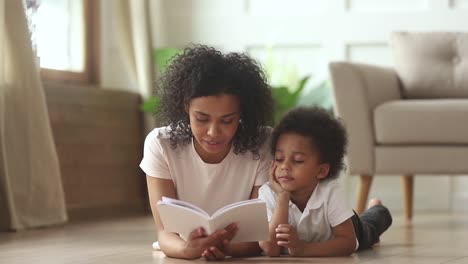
[1,213,467,264]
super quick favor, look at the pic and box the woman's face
[188,93,241,163]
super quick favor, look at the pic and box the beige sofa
[329,32,468,220]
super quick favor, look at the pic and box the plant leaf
[293,75,311,97]
[140,96,161,113]
[154,48,182,74]
[272,86,300,124]
[297,79,333,112]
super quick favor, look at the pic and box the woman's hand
[185,223,237,260]
[275,224,305,256]
[201,223,238,261]
[201,239,229,261]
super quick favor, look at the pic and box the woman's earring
[239,118,246,130]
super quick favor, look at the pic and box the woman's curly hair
[157,44,274,157]
[271,107,348,180]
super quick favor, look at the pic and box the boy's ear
[317,164,330,179]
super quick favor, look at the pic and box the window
[25,0,99,83]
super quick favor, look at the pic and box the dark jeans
[351,205,392,250]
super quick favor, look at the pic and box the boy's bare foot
[367,198,384,244]
[367,198,382,209]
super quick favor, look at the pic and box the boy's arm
[281,218,357,257]
[258,163,290,257]
[259,192,290,256]
[302,218,357,256]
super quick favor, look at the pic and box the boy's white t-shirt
[258,179,356,250]
[140,126,272,215]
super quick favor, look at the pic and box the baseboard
[67,204,149,222]
[452,193,468,212]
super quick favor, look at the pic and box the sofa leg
[401,175,414,221]
[356,174,373,214]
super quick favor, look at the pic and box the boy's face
[188,93,241,163]
[274,132,330,194]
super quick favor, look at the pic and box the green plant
[262,48,333,123]
[271,76,310,124]
[140,47,182,114]
[141,47,334,122]
[297,79,334,113]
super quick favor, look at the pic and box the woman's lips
[202,139,223,149]
[203,140,221,145]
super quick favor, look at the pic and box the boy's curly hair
[158,44,274,157]
[271,107,348,179]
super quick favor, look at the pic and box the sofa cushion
[391,32,468,98]
[374,100,468,144]
[375,146,468,174]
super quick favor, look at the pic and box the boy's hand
[269,162,284,194]
[275,224,305,256]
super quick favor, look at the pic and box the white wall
[102,0,468,213]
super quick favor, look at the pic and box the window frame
[40,0,100,84]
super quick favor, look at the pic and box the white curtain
[108,0,156,132]
[0,0,67,231]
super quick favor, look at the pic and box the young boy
[258,107,392,257]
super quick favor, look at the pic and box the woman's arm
[147,176,232,259]
[147,176,192,259]
[276,218,357,257]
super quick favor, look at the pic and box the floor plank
[1,213,467,264]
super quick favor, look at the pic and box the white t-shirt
[258,179,356,249]
[140,126,272,215]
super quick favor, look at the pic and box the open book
[157,197,269,242]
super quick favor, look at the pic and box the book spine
[208,218,215,235]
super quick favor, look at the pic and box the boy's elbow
[333,245,355,257]
[259,242,281,257]
[341,239,357,256]
[332,237,356,257]
[267,252,281,257]
[264,248,281,257]
[340,247,355,257]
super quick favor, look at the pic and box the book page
[157,202,211,241]
[161,196,209,218]
[211,200,269,243]
[212,198,263,216]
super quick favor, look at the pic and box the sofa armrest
[329,62,401,175]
